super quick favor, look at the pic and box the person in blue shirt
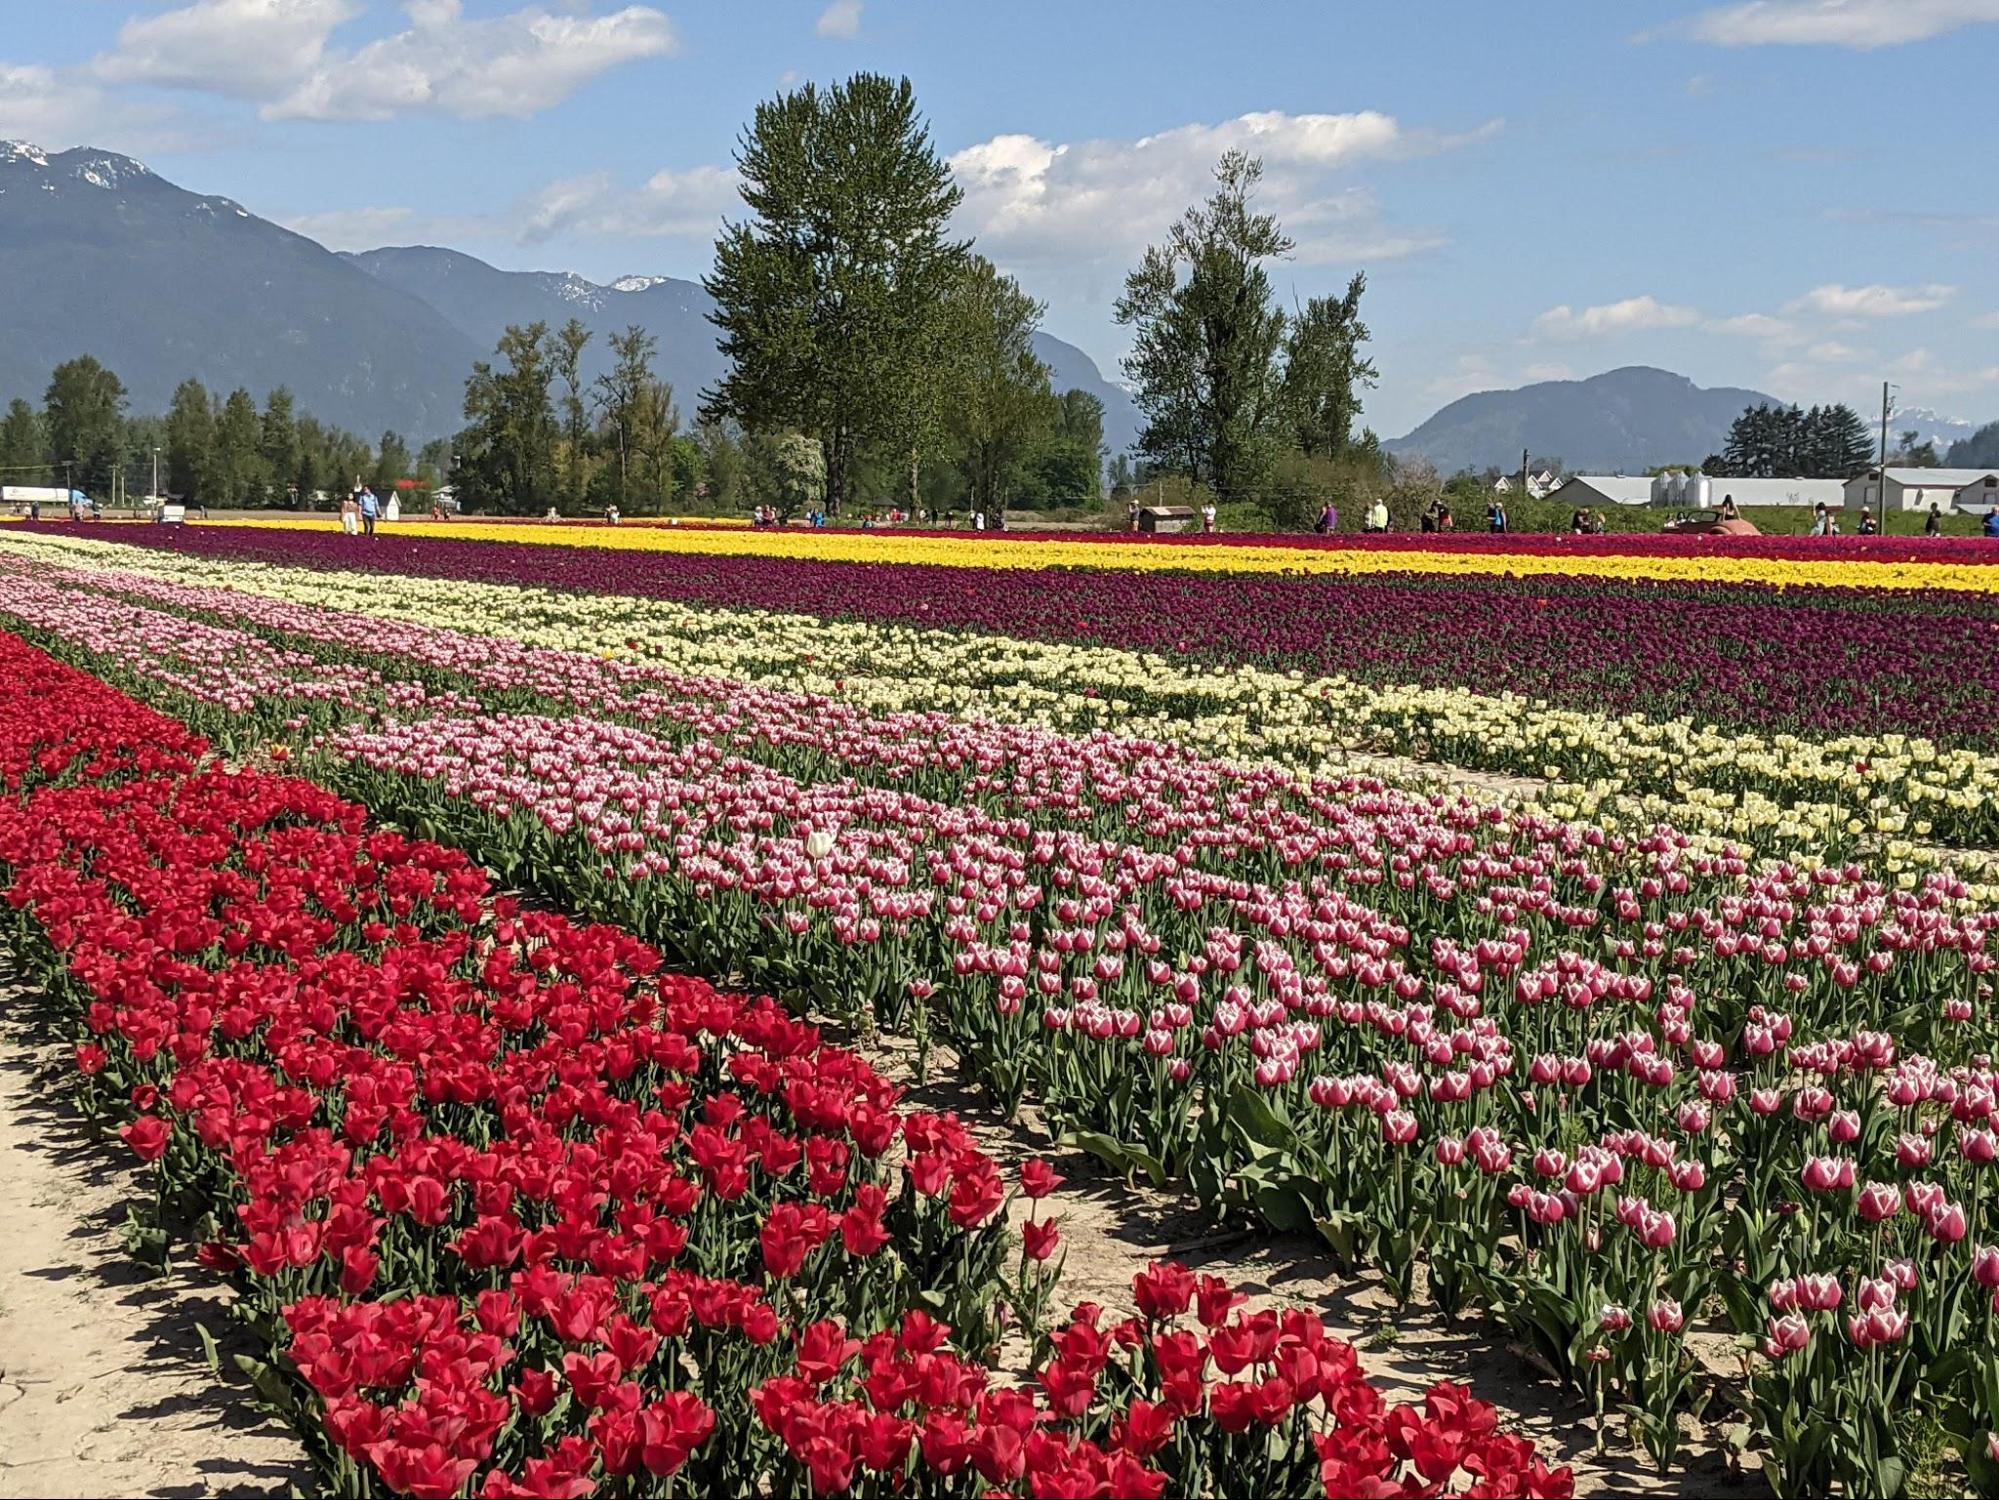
[359,487,380,538]
[1984,509,1999,538]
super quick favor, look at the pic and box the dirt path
[0,981,306,1500]
[868,1035,1765,1500]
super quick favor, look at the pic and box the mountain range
[5,140,1979,476]
[1384,367,1789,474]
[0,140,1141,454]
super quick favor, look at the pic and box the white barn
[1548,474,1845,510]
[1844,467,1999,515]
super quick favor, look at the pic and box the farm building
[1844,468,1999,515]
[1547,474,1846,510]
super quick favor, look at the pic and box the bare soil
[869,1033,1768,1500]
[0,985,305,1500]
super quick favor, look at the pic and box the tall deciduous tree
[460,322,558,514]
[213,387,267,504]
[1116,151,1291,502]
[44,355,128,493]
[1281,273,1376,458]
[261,388,300,507]
[552,318,594,504]
[594,325,658,511]
[0,398,43,476]
[165,379,215,500]
[703,73,968,513]
[943,257,1052,520]
[373,430,412,494]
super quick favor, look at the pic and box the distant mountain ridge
[0,140,477,436]
[1387,366,1787,473]
[0,139,1140,454]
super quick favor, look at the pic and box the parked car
[1662,509,1759,536]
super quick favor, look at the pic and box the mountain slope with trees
[0,141,477,438]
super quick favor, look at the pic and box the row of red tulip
[0,630,1571,1500]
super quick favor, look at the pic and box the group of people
[1567,506,1611,534]
[339,484,398,537]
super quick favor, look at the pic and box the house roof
[1552,475,1658,506]
[1855,468,1999,487]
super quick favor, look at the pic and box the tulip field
[3,521,1999,1497]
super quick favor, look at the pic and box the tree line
[0,355,431,505]
[455,77,1111,520]
[1702,401,1875,479]
[6,72,1383,525]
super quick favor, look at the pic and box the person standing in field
[359,486,379,538]
[1926,503,1943,536]
[340,491,359,536]
[1201,501,1217,533]
[1488,498,1507,533]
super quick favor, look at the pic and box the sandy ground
[0,982,305,1500]
[0,962,1763,1500]
[866,1034,1767,1500]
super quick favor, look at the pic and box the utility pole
[152,446,161,505]
[1877,381,1892,534]
[1521,447,1529,497]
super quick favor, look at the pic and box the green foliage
[940,257,1053,518]
[459,322,559,515]
[1946,420,1999,469]
[44,355,128,492]
[747,431,826,520]
[1116,151,1290,501]
[703,73,968,513]
[1712,401,1873,478]
[165,379,215,499]
[0,398,44,475]
[1281,273,1376,458]
[210,388,267,505]
[373,431,413,495]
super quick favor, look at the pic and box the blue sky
[4,0,1997,435]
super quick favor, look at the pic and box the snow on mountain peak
[72,153,152,189]
[0,140,51,168]
[611,274,670,293]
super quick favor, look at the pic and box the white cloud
[1532,295,1701,340]
[1807,340,1865,362]
[513,163,739,244]
[1786,282,1956,317]
[1690,0,1999,48]
[0,61,197,154]
[93,0,676,122]
[96,0,360,98]
[947,109,1492,272]
[1706,312,1801,344]
[272,2,677,122]
[816,0,863,39]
